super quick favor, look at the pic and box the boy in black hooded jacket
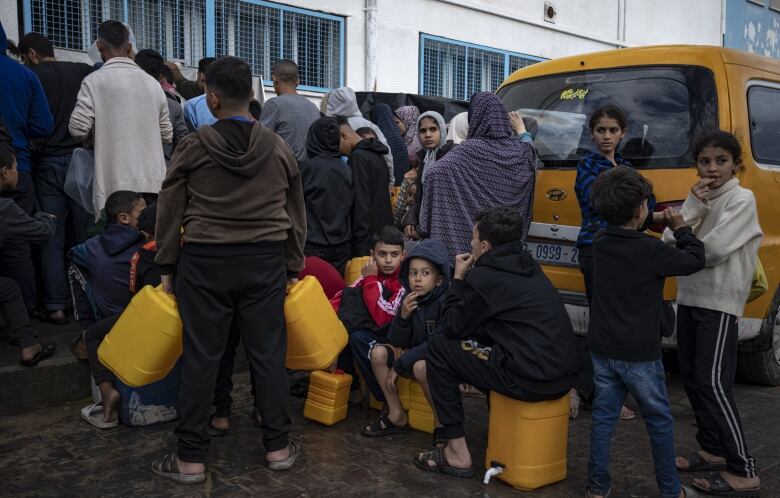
[415,207,582,479]
[362,239,451,437]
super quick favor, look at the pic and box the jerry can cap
[334,369,345,375]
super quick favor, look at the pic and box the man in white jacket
[69,20,172,217]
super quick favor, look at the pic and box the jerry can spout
[483,462,504,484]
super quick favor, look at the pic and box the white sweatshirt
[69,57,172,217]
[662,178,762,317]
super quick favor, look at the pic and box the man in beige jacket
[69,20,172,217]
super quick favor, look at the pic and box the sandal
[619,406,636,421]
[268,440,300,471]
[677,451,727,473]
[363,413,411,437]
[20,343,56,366]
[692,472,760,497]
[80,402,119,429]
[37,310,69,325]
[414,446,474,478]
[151,452,206,484]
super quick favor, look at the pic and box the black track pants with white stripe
[676,305,756,478]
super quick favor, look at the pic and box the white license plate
[523,242,579,267]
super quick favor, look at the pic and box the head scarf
[306,116,341,159]
[371,103,410,185]
[446,112,469,144]
[418,92,537,259]
[395,105,422,161]
[417,111,447,185]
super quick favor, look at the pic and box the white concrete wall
[1,1,19,46]
[2,0,723,98]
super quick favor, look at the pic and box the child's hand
[454,253,475,280]
[400,292,419,319]
[404,224,419,240]
[691,177,716,201]
[663,207,686,231]
[161,274,174,295]
[361,259,378,277]
[286,277,299,293]
[386,368,399,393]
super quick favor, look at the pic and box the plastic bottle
[303,369,353,426]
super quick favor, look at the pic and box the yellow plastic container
[303,369,352,426]
[408,380,434,433]
[343,256,370,286]
[397,376,411,410]
[98,285,183,387]
[285,276,348,371]
[485,392,570,490]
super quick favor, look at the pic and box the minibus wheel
[737,294,780,386]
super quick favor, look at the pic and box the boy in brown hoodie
[152,56,306,484]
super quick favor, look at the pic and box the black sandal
[363,413,411,437]
[151,452,206,484]
[20,343,56,366]
[677,451,727,473]
[692,472,760,497]
[414,446,474,478]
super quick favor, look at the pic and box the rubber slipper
[268,440,300,471]
[619,406,636,420]
[363,413,411,437]
[414,446,474,479]
[692,472,760,497]
[20,343,56,366]
[152,452,206,484]
[80,402,118,429]
[677,451,727,473]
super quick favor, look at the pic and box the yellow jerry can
[303,369,352,426]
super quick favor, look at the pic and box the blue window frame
[23,0,344,92]
[419,33,545,100]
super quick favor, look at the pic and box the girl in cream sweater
[662,131,762,496]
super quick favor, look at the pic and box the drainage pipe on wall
[365,0,378,91]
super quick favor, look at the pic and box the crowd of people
[0,18,764,497]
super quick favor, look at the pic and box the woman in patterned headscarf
[371,103,410,186]
[418,92,536,260]
[394,105,423,163]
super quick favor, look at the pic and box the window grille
[25,0,207,66]
[420,34,544,100]
[215,0,344,91]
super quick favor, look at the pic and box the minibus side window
[747,85,780,167]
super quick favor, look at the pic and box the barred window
[24,0,344,92]
[215,0,344,91]
[420,34,544,100]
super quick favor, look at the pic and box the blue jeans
[587,355,680,498]
[34,155,89,311]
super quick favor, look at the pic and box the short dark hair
[588,105,627,131]
[135,49,165,79]
[335,115,351,128]
[137,201,157,235]
[475,207,524,247]
[198,57,216,74]
[372,226,404,250]
[105,190,143,224]
[204,56,252,105]
[0,143,15,170]
[355,127,376,139]
[97,20,129,51]
[18,32,54,58]
[272,59,299,84]
[249,99,262,120]
[693,130,744,173]
[591,166,653,226]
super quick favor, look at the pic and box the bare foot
[20,343,43,362]
[99,383,120,423]
[675,449,725,470]
[266,445,290,463]
[177,456,205,475]
[211,416,229,431]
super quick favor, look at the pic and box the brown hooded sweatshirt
[155,119,306,274]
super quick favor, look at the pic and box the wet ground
[1,372,778,498]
